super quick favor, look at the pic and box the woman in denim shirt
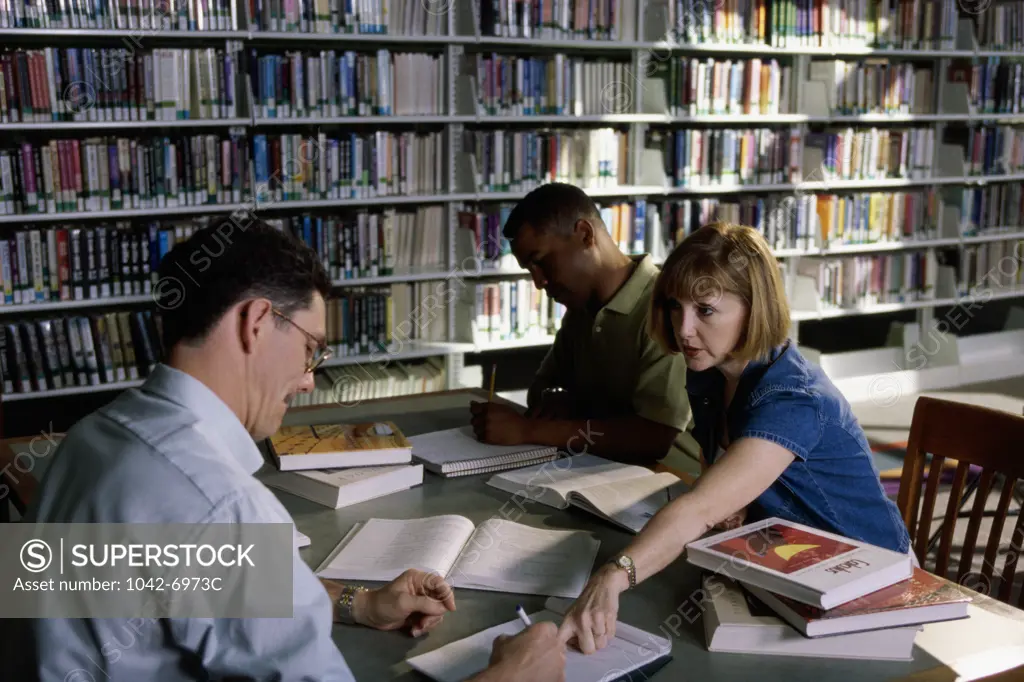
[558,222,913,654]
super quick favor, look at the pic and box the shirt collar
[139,363,265,475]
[686,340,792,397]
[604,254,659,315]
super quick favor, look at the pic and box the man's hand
[321,569,455,637]
[470,401,532,445]
[479,622,566,682]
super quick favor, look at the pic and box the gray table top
[263,391,970,682]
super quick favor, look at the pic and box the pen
[515,605,532,628]
[489,364,496,402]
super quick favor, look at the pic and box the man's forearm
[523,415,677,466]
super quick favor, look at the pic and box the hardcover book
[268,421,413,471]
[685,517,914,610]
[745,566,971,637]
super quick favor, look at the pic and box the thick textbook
[407,596,672,682]
[263,463,423,509]
[315,515,600,599]
[745,566,971,637]
[268,421,413,471]
[486,454,690,533]
[407,425,559,477]
[702,574,920,661]
[685,517,914,610]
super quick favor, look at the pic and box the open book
[486,454,690,533]
[407,596,672,682]
[315,515,600,599]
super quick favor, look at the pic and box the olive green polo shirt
[532,254,701,476]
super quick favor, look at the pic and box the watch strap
[336,585,368,625]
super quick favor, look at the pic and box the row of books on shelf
[251,49,444,119]
[952,125,1024,176]
[961,184,1024,235]
[797,251,942,307]
[322,283,452,357]
[266,205,448,280]
[247,0,440,35]
[0,134,248,216]
[0,310,163,395]
[795,238,1024,309]
[465,280,566,345]
[4,123,1024,217]
[0,0,1020,56]
[12,46,1024,127]
[467,128,629,193]
[289,359,448,409]
[651,57,794,117]
[0,47,241,125]
[953,57,1024,116]
[803,59,933,116]
[474,55,636,116]
[480,0,635,41]
[652,127,800,188]
[252,130,445,202]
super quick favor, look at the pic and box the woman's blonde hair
[648,222,790,363]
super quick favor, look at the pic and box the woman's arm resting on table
[557,436,796,654]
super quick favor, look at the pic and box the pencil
[489,364,496,401]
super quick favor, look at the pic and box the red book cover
[774,567,971,622]
[708,523,859,575]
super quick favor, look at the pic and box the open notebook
[486,454,691,533]
[408,426,559,477]
[315,515,600,599]
[407,596,672,682]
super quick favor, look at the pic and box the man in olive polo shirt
[469,183,701,476]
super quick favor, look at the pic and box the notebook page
[408,426,548,465]
[487,454,656,508]
[317,515,476,582]
[447,519,600,598]
[406,609,670,682]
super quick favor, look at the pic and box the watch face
[617,556,633,568]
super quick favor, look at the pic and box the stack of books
[688,517,972,661]
[261,421,424,510]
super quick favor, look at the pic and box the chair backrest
[897,395,1024,605]
[0,437,43,522]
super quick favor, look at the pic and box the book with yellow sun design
[685,517,914,610]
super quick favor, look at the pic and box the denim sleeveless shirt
[688,340,912,554]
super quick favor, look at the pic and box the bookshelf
[0,0,1022,417]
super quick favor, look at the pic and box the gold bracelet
[336,585,368,625]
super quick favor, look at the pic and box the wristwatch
[336,584,368,625]
[610,555,636,590]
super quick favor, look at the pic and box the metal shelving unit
[0,0,1022,403]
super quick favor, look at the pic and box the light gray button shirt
[21,363,356,682]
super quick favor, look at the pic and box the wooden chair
[897,395,1024,605]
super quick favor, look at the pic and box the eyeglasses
[272,308,333,373]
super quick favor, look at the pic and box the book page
[317,515,476,582]
[448,519,600,598]
[486,454,655,508]
[295,464,413,486]
[407,609,670,682]
[570,473,690,532]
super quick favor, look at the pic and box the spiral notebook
[407,426,559,477]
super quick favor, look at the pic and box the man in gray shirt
[11,217,564,682]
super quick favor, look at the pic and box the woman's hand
[557,563,630,655]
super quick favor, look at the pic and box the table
[271,389,1024,682]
